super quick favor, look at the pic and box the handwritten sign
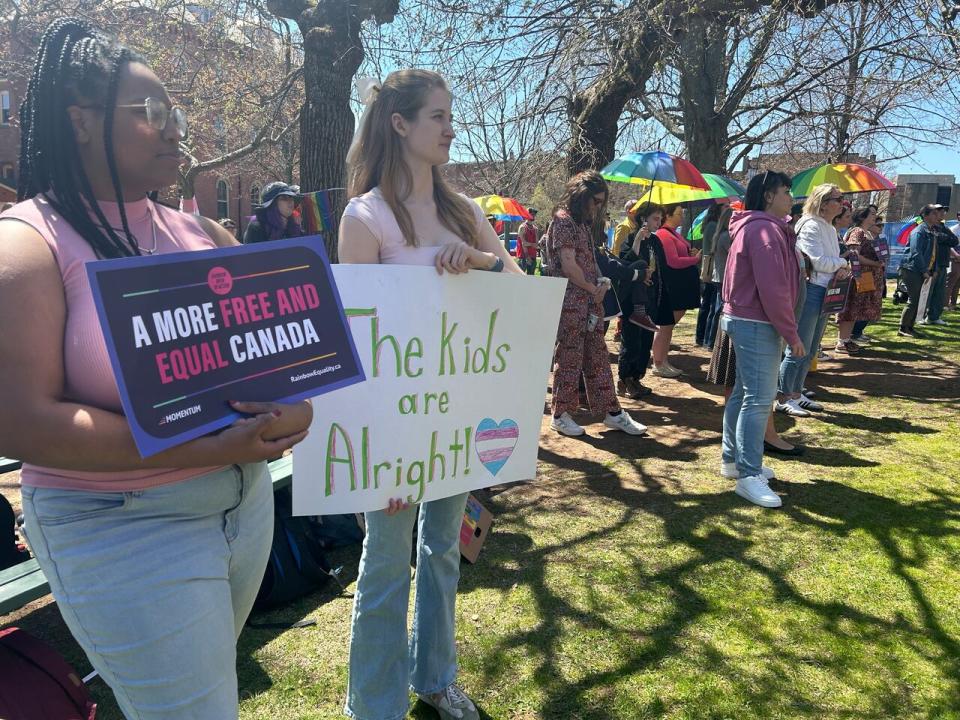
[293,266,566,515]
[87,236,364,457]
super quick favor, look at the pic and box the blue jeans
[779,282,828,396]
[21,463,273,720]
[721,317,781,478]
[852,319,869,337]
[346,493,467,720]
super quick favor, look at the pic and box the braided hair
[18,18,148,258]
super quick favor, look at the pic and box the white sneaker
[652,364,683,378]
[551,412,585,436]
[776,399,811,417]
[796,396,823,412]
[720,461,775,481]
[858,333,874,342]
[418,684,480,720]
[603,411,647,435]
[934,319,948,325]
[735,475,782,508]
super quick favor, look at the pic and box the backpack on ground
[0,627,97,720]
[0,493,30,571]
[253,486,337,611]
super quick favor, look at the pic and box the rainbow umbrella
[896,216,922,245]
[630,174,745,211]
[790,163,895,198]
[601,151,709,190]
[473,195,532,221]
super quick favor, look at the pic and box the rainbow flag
[300,190,336,234]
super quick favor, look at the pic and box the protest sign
[822,274,852,315]
[873,236,890,262]
[87,236,364,457]
[293,265,566,515]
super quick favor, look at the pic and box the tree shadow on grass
[459,447,960,719]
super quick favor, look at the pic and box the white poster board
[293,265,566,515]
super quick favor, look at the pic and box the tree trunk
[677,16,730,174]
[299,20,362,259]
[565,28,660,176]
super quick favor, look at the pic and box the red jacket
[516,221,538,259]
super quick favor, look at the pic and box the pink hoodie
[722,210,802,347]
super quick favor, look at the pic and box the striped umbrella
[631,174,745,212]
[790,163,895,198]
[473,195,532,221]
[601,151,709,190]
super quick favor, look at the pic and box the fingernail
[272,409,282,417]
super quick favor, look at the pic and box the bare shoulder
[195,214,240,248]
[0,219,60,281]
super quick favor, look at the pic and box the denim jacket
[901,224,937,275]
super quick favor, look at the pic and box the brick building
[881,174,960,221]
[0,8,295,235]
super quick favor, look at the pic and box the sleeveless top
[342,187,488,266]
[1,195,222,491]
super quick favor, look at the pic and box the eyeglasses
[826,195,843,202]
[113,97,189,140]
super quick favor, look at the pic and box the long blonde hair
[802,183,840,217]
[347,69,480,248]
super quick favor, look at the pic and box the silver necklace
[103,203,159,255]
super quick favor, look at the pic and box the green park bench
[0,455,294,617]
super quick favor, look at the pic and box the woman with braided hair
[0,19,312,719]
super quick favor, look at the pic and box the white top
[342,187,488,266]
[795,214,847,287]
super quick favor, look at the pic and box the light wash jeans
[722,317,782,478]
[345,493,467,720]
[779,282,828,396]
[21,463,273,720]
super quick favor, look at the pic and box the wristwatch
[486,256,504,272]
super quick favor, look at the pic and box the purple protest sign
[87,235,365,457]
[873,236,890,262]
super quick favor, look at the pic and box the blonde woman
[338,69,521,720]
[776,184,852,417]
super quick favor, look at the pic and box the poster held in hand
[821,274,853,315]
[293,265,566,515]
[87,236,365,457]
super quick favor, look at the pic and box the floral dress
[838,227,883,322]
[546,210,619,416]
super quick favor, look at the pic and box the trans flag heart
[475,418,519,476]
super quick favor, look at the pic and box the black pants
[619,320,654,381]
[899,269,925,330]
[696,282,720,346]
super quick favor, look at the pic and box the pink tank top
[2,195,222,491]
[342,188,488,266]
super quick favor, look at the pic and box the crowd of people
[535,171,959,510]
[1,16,959,720]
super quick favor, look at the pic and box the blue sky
[898,144,960,177]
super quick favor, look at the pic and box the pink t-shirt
[342,188,488,266]
[2,195,222,491]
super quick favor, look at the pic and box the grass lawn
[5,295,960,719]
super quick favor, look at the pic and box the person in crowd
[946,244,960,312]
[515,208,539,274]
[776,184,851,416]
[851,209,885,343]
[595,236,652,336]
[697,202,731,348]
[707,195,803,457]
[243,181,303,243]
[612,199,639,256]
[898,204,941,338]
[0,19,313,719]
[789,202,804,228]
[721,171,803,508]
[545,171,648,437]
[651,203,701,377]
[617,202,670,399]
[338,69,521,720]
[836,206,884,352]
[922,204,959,325]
